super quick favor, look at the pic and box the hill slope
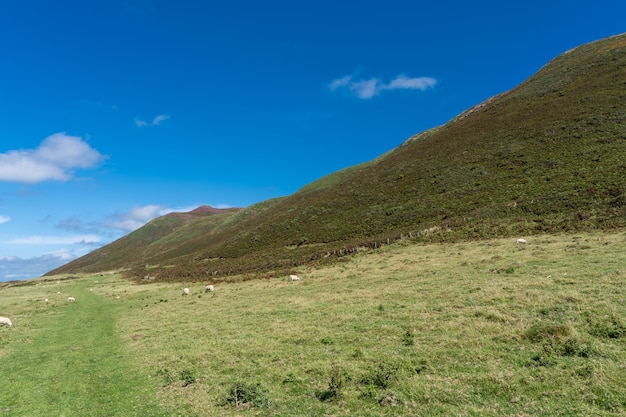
[47,33,626,282]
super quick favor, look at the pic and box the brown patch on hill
[164,205,241,222]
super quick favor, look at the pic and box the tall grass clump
[222,380,271,409]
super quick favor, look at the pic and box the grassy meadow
[2,231,626,416]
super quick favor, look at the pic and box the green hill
[46,33,626,282]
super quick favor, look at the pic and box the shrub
[179,368,196,387]
[560,337,595,358]
[526,334,595,367]
[362,359,400,389]
[316,364,349,402]
[525,322,571,342]
[223,380,271,408]
[155,368,175,386]
[587,312,626,339]
[358,384,378,400]
[320,336,333,345]
[282,372,298,384]
[402,329,415,346]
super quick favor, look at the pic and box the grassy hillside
[4,232,626,415]
[47,33,626,282]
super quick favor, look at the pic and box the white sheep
[67,296,76,302]
[205,285,215,293]
[289,275,300,282]
[516,238,527,244]
[45,298,49,303]
[182,288,190,296]
[0,316,13,327]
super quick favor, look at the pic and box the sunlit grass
[2,231,626,415]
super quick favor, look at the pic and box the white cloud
[0,215,9,224]
[0,133,107,183]
[8,234,102,245]
[350,78,381,99]
[384,75,437,91]
[104,203,214,232]
[328,75,353,91]
[329,73,437,99]
[152,114,170,125]
[134,118,148,127]
[105,204,174,232]
[45,249,75,261]
[135,114,170,127]
[0,251,77,282]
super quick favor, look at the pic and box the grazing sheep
[516,238,527,244]
[45,298,49,303]
[0,316,13,327]
[182,288,190,296]
[67,296,76,302]
[205,285,215,293]
[289,275,300,282]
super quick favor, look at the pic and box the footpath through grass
[0,284,172,416]
[2,232,626,416]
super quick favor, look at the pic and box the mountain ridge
[46,33,626,282]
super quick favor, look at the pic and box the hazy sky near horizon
[1,0,624,281]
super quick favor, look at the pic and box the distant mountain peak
[165,205,241,218]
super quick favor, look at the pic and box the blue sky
[0,0,624,281]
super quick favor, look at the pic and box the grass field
[2,231,626,416]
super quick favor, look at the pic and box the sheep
[205,285,215,293]
[67,296,76,302]
[516,238,527,244]
[45,298,49,303]
[182,288,190,296]
[0,316,13,327]
[289,275,300,282]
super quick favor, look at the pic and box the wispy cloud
[105,204,173,232]
[329,73,437,99]
[0,215,9,224]
[0,251,76,282]
[8,234,102,245]
[55,217,102,235]
[152,114,170,125]
[135,114,170,127]
[104,203,207,232]
[0,133,107,184]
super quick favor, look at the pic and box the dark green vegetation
[47,34,626,282]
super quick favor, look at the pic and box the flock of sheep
[181,275,301,296]
[181,284,215,296]
[0,240,529,329]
